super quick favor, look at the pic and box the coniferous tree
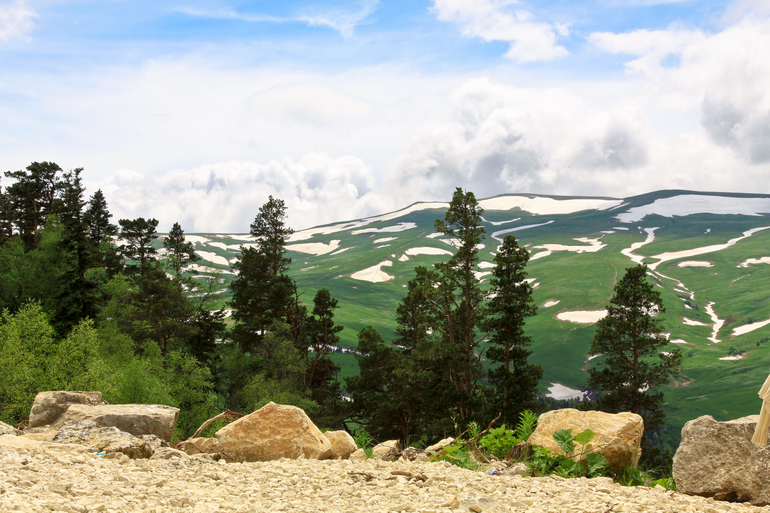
[4,162,63,248]
[163,222,199,279]
[231,196,294,351]
[118,218,159,274]
[306,288,343,400]
[587,264,682,436]
[84,189,117,245]
[432,187,487,422]
[484,235,542,425]
[54,168,99,333]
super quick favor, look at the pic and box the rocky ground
[2,435,770,513]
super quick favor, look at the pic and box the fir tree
[163,222,199,279]
[118,217,159,274]
[484,235,542,424]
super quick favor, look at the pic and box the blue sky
[1,0,769,231]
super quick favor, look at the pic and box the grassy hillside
[166,190,770,449]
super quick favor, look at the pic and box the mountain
[171,189,770,448]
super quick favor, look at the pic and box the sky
[1,0,770,232]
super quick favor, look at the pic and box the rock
[372,440,401,461]
[177,436,226,456]
[150,447,190,460]
[53,419,154,459]
[673,415,770,505]
[425,437,455,453]
[528,408,643,470]
[401,446,425,461]
[140,434,169,453]
[28,391,108,428]
[324,430,357,459]
[349,448,367,462]
[57,403,180,442]
[505,462,530,476]
[215,402,333,462]
[0,421,20,436]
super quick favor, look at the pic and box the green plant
[478,425,518,459]
[527,446,562,476]
[514,410,538,441]
[551,428,609,478]
[354,430,374,458]
[430,441,479,470]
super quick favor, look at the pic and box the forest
[0,162,680,469]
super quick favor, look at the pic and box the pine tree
[163,222,199,279]
[118,217,159,274]
[306,288,343,401]
[484,235,542,424]
[84,189,117,245]
[4,162,63,248]
[250,195,293,277]
[587,264,682,433]
[432,187,487,421]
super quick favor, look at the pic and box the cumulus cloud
[431,0,569,62]
[381,78,653,204]
[97,153,388,233]
[589,11,770,165]
[0,0,36,41]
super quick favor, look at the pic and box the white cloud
[247,84,373,128]
[431,0,569,62]
[97,153,389,233]
[180,0,379,38]
[0,0,36,41]
[589,12,770,164]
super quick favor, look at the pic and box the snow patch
[738,257,770,268]
[479,196,622,215]
[405,247,453,257]
[557,310,608,324]
[491,220,554,241]
[350,260,394,283]
[621,227,658,264]
[530,238,605,261]
[616,195,770,223]
[374,237,397,244]
[543,300,560,308]
[682,317,708,327]
[648,227,770,270]
[352,223,417,235]
[719,355,745,361]
[705,302,725,343]
[670,339,689,344]
[195,250,230,267]
[546,383,589,401]
[732,318,770,337]
[287,240,341,256]
[678,261,714,268]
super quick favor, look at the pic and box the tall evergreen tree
[84,189,117,245]
[163,222,199,279]
[231,196,294,351]
[432,187,487,421]
[587,264,682,435]
[306,288,343,401]
[54,168,99,333]
[484,235,542,424]
[118,218,159,274]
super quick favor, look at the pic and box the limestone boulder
[177,437,225,456]
[215,402,332,462]
[425,437,455,453]
[28,391,107,428]
[53,420,154,459]
[57,403,179,442]
[0,420,20,436]
[324,430,357,459]
[529,409,643,470]
[673,415,770,505]
[372,440,401,461]
[150,447,190,460]
[349,448,367,462]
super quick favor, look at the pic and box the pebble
[2,444,770,513]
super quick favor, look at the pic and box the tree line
[0,162,681,467]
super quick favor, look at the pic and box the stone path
[2,436,769,513]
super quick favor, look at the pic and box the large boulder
[673,415,770,505]
[529,408,643,470]
[53,420,154,459]
[372,440,401,461]
[0,420,21,436]
[56,403,179,442]
[28,391,108,428]
[215,402,332,462]
[323,430,357,459]
[177,437,225,456]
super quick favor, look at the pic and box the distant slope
[167,190,770,449]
